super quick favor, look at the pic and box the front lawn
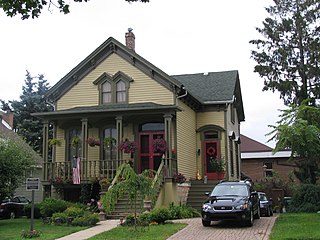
[0,218,88,240]
[270,213,320,240]
[89,223,187,240]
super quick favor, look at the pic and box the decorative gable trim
[93,72,112,85]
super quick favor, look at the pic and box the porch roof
[32,102,181,120]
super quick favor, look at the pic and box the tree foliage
[268,100,320,184]
[0,0,149,19]
[250,0,320,106]
[0,129,39,200]
[0,71,53,154]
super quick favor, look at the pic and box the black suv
[201,180,260,227]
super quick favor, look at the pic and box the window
[102,82,112,104]
[229,139,234,176]
[68,128,81,161]
[93,71,133,105]
[230,104,235,124]
[204,131,219,139]
[116,80,126,103]
[264,162,273,177]
[103,127,117,160]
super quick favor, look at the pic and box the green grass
[270,213,320,240]
[89,223,187,240]
[0,218,88,240]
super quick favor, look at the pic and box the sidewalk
[55,219,120,240]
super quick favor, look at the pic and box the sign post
[26,178,40,232]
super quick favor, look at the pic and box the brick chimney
[125,28,135,51]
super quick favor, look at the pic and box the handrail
[151,156,165,189]
[108,162,127,190]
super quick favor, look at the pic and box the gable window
[116,80,126,103]
[93,71,133,105]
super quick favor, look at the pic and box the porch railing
[42,157,177,184]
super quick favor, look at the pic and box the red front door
[138,132,164,173]
[204,140,220,180]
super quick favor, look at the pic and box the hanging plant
[152,137,167,153]
[118,139,137,153]
[48,138,62,146]
[71,135,81,147]
[87,137,100,147]
[104,136,116,147]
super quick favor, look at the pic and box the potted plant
[87,137,100,147]
[48,138,62,146]
[104,136,116,148]
[71,135,81,147]
[118,139,137,153]
[152,137,167,153]
[99,178,111,191]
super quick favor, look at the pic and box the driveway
[168,215,278,240]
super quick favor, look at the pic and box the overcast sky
[0,0,285,147]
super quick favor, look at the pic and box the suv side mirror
[205,192,210,196]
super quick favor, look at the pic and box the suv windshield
[211,184,248,197]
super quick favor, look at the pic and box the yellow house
[34,30,245,205]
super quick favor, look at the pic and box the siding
[55,127,66,162]
[57,54,173,110]
[176,101,196,180]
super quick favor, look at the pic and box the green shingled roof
[172,70,238,103]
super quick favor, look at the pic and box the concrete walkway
[55,219,120,240]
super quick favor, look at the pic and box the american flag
[72,157,81,184]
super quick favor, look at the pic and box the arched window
[102,82,111,104]
[116,80,126,103]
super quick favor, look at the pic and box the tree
[268,100,320,184]
[0,129,38,201]
[0,71,53,154]
[0,0,149,20]
[250,0,320,106]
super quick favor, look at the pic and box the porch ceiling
[32,102,181,120]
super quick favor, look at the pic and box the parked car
[0,196,31,219]
[258,192,273,217]
[201,180,260,227]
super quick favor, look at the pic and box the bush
[149,207,171,224]
[64,207,85,218]
[168,204,199,219]
[71,213,99,226]
[138,212,152,223]
[288,184,320,213]
[24,203,42,219]
[40,198,68,217]
[52,212,68,225]
[124,214,135,226]
[21,229,41,238]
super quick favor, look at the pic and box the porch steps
[186,179,220,211]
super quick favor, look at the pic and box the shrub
[288,184,320,213]
[52,212,68,225]
[40,198,68,217]
[168,204,199,219]
[21,229,41,238]
[138,212,152,223]
[64,207,85,218]
[71,213,99,226]
[24,203,42,219]
[149,207,171,224]
[124,214,135,226]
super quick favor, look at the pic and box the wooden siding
[57,54,173,110]
[196,111,224,129]
[56,127,66,162]
[176,101,197,180]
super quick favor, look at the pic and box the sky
[0,0,285,147]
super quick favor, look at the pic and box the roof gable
[240,134,273,153]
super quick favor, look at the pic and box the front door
[204,140,220,180]
[139,132,164,173]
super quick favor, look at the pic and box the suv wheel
[202,219,211,227]
[254,206,260,219]
[245,209,253,227]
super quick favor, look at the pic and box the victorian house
[33,30,245,205]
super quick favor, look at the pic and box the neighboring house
[0,110,43,203]
[240,134,295,182]
[33,30,245,205]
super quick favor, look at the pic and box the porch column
[81,118,88,160]
[116,116,123,160]
[164,113,173,177]
[42,120,49,181]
